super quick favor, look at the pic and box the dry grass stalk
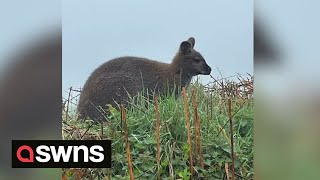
[192,89,204,169]
[62,173,67,180]
[192,89,198,165]
[228,98,235,180]
[65,87,72,121]
[206,97,209,128]
[65,168,85,180]
[225,162,230,180]
[182,87,194,176]
[210,93,213,122]
[121,105,135,180]
[107,168,111,180]
[155,96,161,179]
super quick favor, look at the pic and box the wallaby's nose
[202,65,211,75]
[207,66,212,72]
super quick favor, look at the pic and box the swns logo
[12,140,111,168]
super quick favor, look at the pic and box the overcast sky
[3,1,319,98]
[64,1,253,94]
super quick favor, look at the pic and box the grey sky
[256,1,320,77]
[0,1,60,74]
[62,0,253,95]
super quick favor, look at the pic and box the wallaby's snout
[201,62,212,75]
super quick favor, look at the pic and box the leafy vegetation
[62,76,253,180]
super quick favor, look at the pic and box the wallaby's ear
[180,41,192,54]
[187,37,195,48]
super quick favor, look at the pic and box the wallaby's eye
[193,57,201,62]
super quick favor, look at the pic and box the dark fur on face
[173,37,211,76]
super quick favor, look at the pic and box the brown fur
[77,37,211,121]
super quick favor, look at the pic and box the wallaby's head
[173,37,212,76]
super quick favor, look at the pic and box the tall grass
[62,75,253,179]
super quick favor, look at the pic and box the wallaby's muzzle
[201,64,212,75]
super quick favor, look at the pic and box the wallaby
[77,37,211,121]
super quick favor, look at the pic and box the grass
[62,75,254,180]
